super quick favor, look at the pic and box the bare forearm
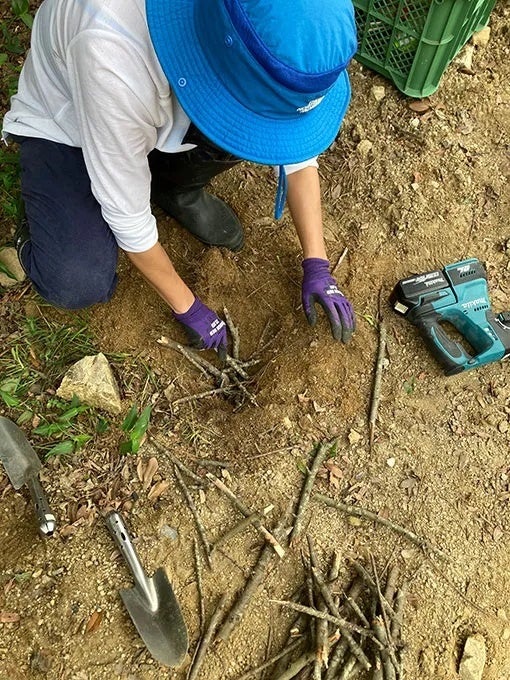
[286,166,327,260]
[126,242,195,313]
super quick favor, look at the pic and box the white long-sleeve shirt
[2,0,317,252]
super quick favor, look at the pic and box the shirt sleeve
[67,31,160,252]
[282,158,319,174]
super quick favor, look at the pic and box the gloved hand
[173,297,227,360]
[301,258,355,343]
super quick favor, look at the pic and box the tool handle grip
[105,511,154,602]
[26,476,56,537]
[414,316,471,375]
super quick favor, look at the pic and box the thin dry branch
[206,472,285,557]
[290,442,334,545]
[223,306,241,360]
[187,594,228,680]
[212,507,273,551]
[193,536,206,634]
[174,465,212,569]
[316,494,450,561]
[369,319,387,449]
[236,638,304,680]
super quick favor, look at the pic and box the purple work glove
[301,258,355,343]
[173,297,227,360]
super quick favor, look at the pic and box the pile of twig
[253,546,407,680]
[157,306,261,409]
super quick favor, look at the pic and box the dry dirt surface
[1,4,510,680]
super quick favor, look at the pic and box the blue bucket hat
[146,0,357,167]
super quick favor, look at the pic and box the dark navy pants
[17,137,118,310]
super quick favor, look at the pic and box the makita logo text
[461,298,487,309]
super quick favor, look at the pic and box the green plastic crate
[353,0,497,98]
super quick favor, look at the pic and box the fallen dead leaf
[142,457,159,491]
[136,457,145,483]
[85,610,103,634]
[408,99,431,113]
[147,480,170,501]
[0,611,20,623]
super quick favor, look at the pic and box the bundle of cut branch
[238,548,407,680]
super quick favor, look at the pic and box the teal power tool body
[391,258,510,375]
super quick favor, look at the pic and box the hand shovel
[105,511,188,667]
[0,416,56,537]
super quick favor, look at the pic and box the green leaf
[119,440,135,455]
[57,405,89,422]
[20,12,33,28]
[0,54,8,66]
[121,404,138,432]
[46,440,74,457]
[11,0,30,17]
[33,421,69,437]
[16,410,33,425]
[0,377,19,394]
[0,389,20,407]
[71,433,91,449]
[96,417,109,434]
[130,405,151,440]
[296,459,308,475]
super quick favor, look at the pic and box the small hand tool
[391,258,510,375]
[0,416,56,536]
[105,511,188,667]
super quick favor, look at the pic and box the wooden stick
[369,320,387,449]
[150,436,209,488]
[206,472,285,557]
[306,539,328,674]
[323,580,364,680]
[174,466,212,569]
[172,387,232,407]
[270,601,372,639]
[274,633,340,680]
[350,562,398,624]
[290,442,333,545]
[329,550,342,582]
[383,565,400,606]
[315,494,449,561]
[225,356,249,380]
[193,536,206,634]
[338,655,363,680]
[370,555,399,673]
[372,618,396,680]
[390,581,408,643]
[157,336,227,383]
[332,247,348,276]
[235,638,304,680]
[223,306,241,360]
[212,508,273,551]
[216,508,290,642]
[187,594,228,680]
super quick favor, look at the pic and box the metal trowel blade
[0,416,41,489]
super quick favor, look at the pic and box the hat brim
[146,0,351,166]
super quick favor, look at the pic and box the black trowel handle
[26,475,56,537]
[105,511,154,604]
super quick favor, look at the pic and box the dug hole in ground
[0,4,509,680]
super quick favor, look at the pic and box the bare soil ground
[0,4,509,679]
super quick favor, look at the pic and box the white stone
[0,247,26,288]
[472,26,491,48]
[459,635,486,680]
[372,85,386,102]
[356,140,373,157]
[57,353,122,414]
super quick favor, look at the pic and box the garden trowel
[105,511,188,667]
[0,416,56,536]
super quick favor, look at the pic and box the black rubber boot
[13,218,30,269]
[149,128,244,251]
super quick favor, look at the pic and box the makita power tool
[391,258,510,375]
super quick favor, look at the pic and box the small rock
[57,353,122,414]
[348,516,363,527]
[386,457,396,468]
[356,140,373,157]
[32,569,43,579]
[159,525,178,541]
[497,608,508,621]
[282,416,293,430]
[0,247,26,288]
[502,628,510,642]
[456,44,475,71]
[459,634,486,680]
[372,85,386,102]
[348,429,362,445]
[409,117,420,129]
[498,420,508,434]
[472,26,491,48]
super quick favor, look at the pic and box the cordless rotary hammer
[391,258,510,375]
